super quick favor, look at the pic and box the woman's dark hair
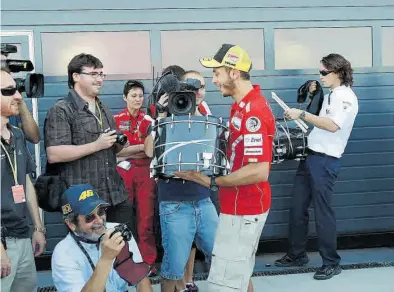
[321,54,353,87]
[161,65,186,80]
[123,80,145,96]
[67,53,103,89]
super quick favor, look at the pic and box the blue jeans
[159,197,219,280]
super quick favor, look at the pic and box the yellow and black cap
[199,44,252,73]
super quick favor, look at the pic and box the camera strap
[70,232,96,271]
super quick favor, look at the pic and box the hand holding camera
[95,129,128,151]
[101,229,125,261]
[308,81,317,95]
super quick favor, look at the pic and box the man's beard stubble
[75,220,106,242]
[221,79,236,97]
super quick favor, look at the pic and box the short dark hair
[162,65,186,80]
[224,66,251,81]
[321,53,353,87]
[67,53,103,89]
[64,213,79,225]
[123,80,145,96]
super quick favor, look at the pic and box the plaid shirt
[44,89,127,206]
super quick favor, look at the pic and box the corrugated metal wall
[2,0,394,253]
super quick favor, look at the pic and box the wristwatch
[209,177,219,192]
[34,226,47,235]
[299,110,306,120]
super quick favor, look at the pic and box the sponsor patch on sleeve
[244,147,263,156]
[244,134,263,147]
[245,116,261,132]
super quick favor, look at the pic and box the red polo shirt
[113,109,153,145]
[219,85,276,215]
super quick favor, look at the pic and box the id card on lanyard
[0,139,26,204]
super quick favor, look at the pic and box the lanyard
[95,101,103,130]
[0,140,18,185]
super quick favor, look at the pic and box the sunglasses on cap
[1,87,18,96]
[84,206,108,224]
[319,70,333,76]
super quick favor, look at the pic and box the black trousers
[106,199,137,239]
[287,153,341,265]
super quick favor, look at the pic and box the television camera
[1,44,44,98]
[148,71,202,116]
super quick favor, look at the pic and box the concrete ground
[129,267,394,292]
[39,247,394,291]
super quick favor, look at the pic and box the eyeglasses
[319,70,333,76]
[80,72,107,79]
[84,206,107,224]
[1,87,18,96]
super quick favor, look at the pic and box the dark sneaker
[313,265,341,280]
[274,254,309,267]
[186,283,199,292]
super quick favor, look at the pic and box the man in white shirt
[52,184,129,292]
[274,53,358,280]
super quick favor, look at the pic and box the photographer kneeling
[52,184,139,292]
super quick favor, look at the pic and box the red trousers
[116,159,157,264]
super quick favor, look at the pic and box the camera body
[152,74,202,116]
[110,223,133,242]
[104,129,128,146]
[115,131,128,146]
[1,44,45,98]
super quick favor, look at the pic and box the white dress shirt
[308,85,359,158]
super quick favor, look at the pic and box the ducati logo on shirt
[245,116,261,132]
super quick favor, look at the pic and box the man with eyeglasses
[51,184,129,291]
[1,67,46,292]
[44,53,133,231]
[274,53,359,280]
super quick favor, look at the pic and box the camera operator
[1,53,40,144]
[44,54,132,229]
[144,70,218,292]
[275,54,358,280]
[1,67,46,292]
[113,80,157,288]
[52,184,129,292]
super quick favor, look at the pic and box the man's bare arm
[25,175,43,229]
[216,162,270,187]
[19,102,40,144]
[81,258,113,292]
[47,130,117,164]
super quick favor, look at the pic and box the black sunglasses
[85,206,107,224]
[1,87,18,96]
[319,70,333,76]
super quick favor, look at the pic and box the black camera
[110,223,133,242]
[150,73,201,116]
[1,44,45,99]
[115,131,128,146]
[104,129,128,146]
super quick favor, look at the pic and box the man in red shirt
[175,44,275,292]
[113,80,156,290]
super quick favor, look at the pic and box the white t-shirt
[307,85,358,158]
[52,233,128,292]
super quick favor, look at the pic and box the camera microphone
[157,74,180,97]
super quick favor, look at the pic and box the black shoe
[274,254,309,267]
[313,265,341,280]
[186,283,199,292]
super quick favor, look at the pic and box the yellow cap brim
[199,57,222,68]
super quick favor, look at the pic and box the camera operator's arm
[19,101,40,144]
[45,106,117,163]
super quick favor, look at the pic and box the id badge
[118,160,131,171]
[12,185,26,204]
